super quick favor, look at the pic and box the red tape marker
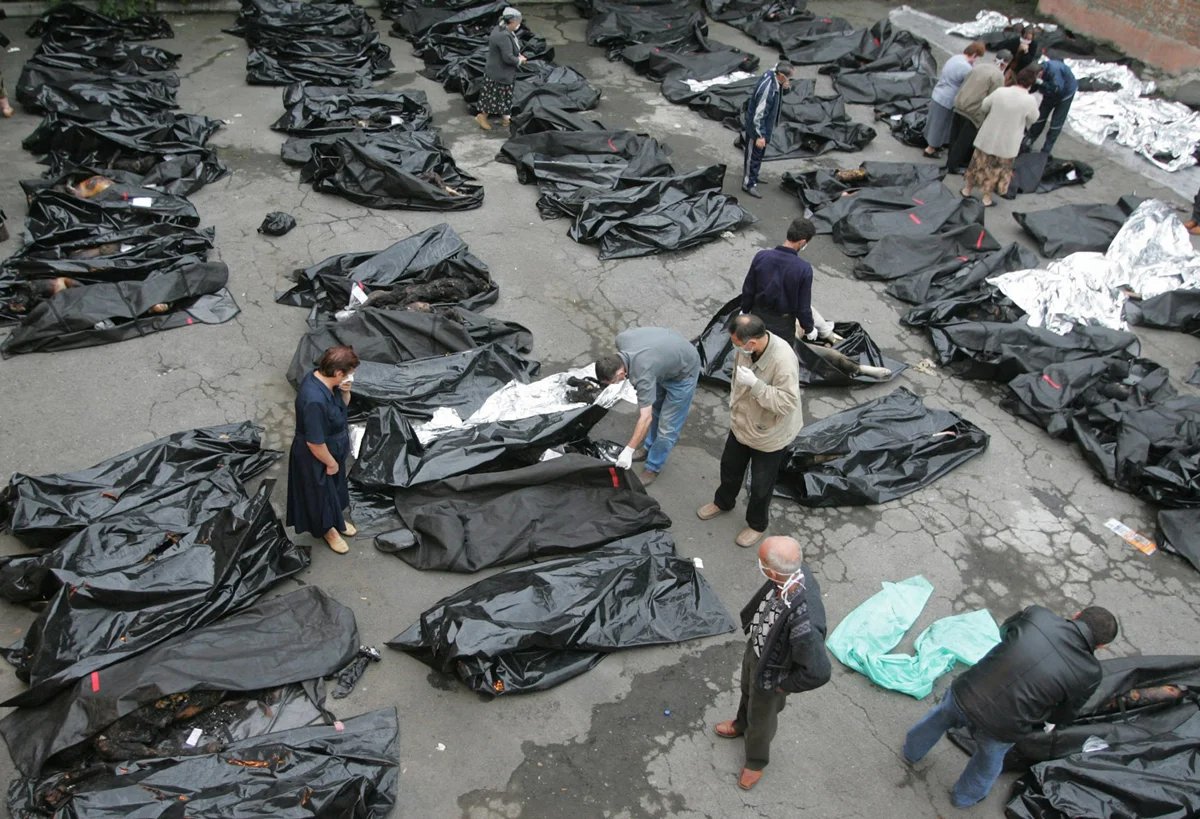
[908,213,922,225]
[1042,374,1062,389]
[975,229,986,249]
[609,467,620,487]
[90,671,100,692]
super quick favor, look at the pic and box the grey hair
[762,536,803,574]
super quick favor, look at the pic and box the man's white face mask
[758,559,804,596]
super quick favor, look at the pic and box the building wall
[1039,0,1200,75]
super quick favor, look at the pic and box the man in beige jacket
[698,314,804,548]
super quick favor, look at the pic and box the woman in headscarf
[961,66,1040,207]
[476,7,526,131]
[287,345,359,554]
[922,41,985,157]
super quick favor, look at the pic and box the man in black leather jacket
[713,536,831,790]
[902,604,1118,808]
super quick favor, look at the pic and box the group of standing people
[925,32,1078,207]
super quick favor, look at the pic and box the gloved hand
[735,365,758,388]
[804,327,819,341]
[615,446,635,469]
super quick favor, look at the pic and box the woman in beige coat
[962,66,1040,207]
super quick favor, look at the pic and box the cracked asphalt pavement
[1,2,1199,817]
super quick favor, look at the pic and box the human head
[757,536,804,587]
[595,353,627,385]
[1015,66,1038,89]
[786,216,816,247]
[964,40,985,63]
[993,48,1013,69]
[774,61,794,90]
[316,345,359,378]
[1073,607,1118,648]
[728,313,769,354]
[501,6,521,29]
[1018,24,1037,43]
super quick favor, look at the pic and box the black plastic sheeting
[827,180,985,257]
[277,222,499,319]
[774,387,989,507]
[389,532,735,695]
[1157,509,1200,573]
[854,223,1000,283]
[0,421,278,548]
[227,0,394,86]
[782,161,945,218]
[376,455,671,571]
[1002,656,1200,819]
[271,83,432,135]
[885,242,1036,307]
[735,94,876,160]
[13,708,400,819]
[2,482,310,708]
[1125,289,1200,337]
[352,403,608,489]
[287,305,532,388]
[694,296,905,386]
[3,5,238,356]
[1002,154,1095,200]
[0,586,358,777]
[928,322,1141,383]
[1014,197,1142,257]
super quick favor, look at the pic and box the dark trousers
[713,432,788,532]
[742,136,766,188]
[1025,93,1074,156]
[758,311,794,341]
[1192,186,1200,222]
[734,642,788,770]
[944,114,978,174]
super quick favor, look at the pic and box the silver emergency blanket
[1064,59,1197,173]
[682,71,755,94]
[989,200,1200,333]
[415,365,635,444]
[945,10,1055,38]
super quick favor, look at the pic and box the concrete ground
[1,2,1199,817]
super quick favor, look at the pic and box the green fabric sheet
[826,575,1000,699]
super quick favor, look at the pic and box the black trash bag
[0,469,250,604]
[0,262,238,358]
[15,63,179,114]
[781,161,945,216]
[351,403,609,489]
[28,37,181,74]
[375,454,671,572]
[854,223,1000,282]
[748,16,850,54]
[1014,197,1143,257]
[830,180,986,257]
[1002,154,1094,199]
[0,585,358,777]
[734,95,876,160]
[2,483,310,707]
[0,421,279,547]
[566,166,754,260]
[388,532,735,695]
[2,220,213,281]
[1124,289,1200,336]
[299,129,484,211]
[585,1,708,56]
[884,241,1037,305]
[330,646,382,699]
[26,2,174,43]
[833,69,934,105]
[695,296,905,386]
[928,321,1140,382]
[901,287,1025,328]
[497,129,674,185]
[509,100,607,135]
[1071,394,1200,507]
[481,63,601,116]
[1002,356,1174,439]
[781,27,866,65]
[271,83,432,135]
[276,223,498,315]
[258,211,296,235]
[11,709,400,819]
[774,387,990,507]
[21,182,201,243]
[349,345,538,421]
[621,41,757,82]
[1157,510,1200,574]
[287,307,478,388]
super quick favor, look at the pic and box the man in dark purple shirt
[741,217,816,342]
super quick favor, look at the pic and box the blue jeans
[642,375,697,473]
[1025,93,1074,156]
[903,688,1014,808]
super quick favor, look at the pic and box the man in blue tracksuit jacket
[1024,59,1077,156]
[741,61,794,198]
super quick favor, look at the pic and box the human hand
[615,446,635,470]
[735,366,758,388]
[754,137,767,149]
[325,462,339,476]
[339,380,352,393]
[804,327,819,342]
[518,54,527,63]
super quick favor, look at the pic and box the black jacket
[952,605,1101,742]
[485,24,522,84]
[739,565,831,693]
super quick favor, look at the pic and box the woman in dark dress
[475,7,526,131]
[286,345,359,554]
